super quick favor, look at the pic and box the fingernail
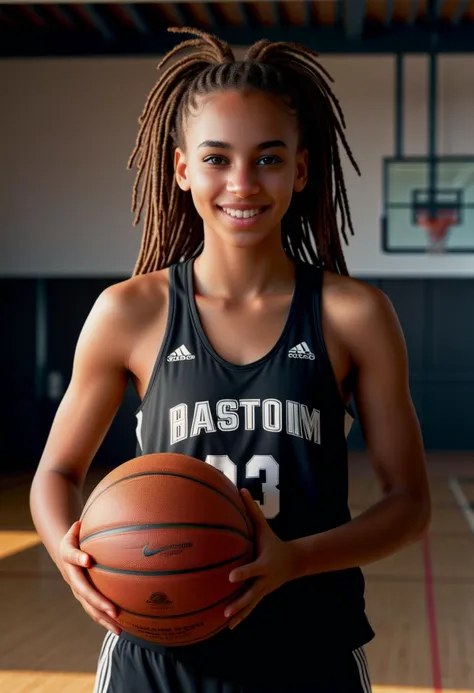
[224,609,231,618]
[106,610,115,619]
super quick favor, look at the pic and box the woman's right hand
[58,520,122,636]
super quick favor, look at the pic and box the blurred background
[0,1,473,691]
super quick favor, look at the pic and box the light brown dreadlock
[127,26,360,276]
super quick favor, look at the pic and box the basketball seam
[80,522,251,545]
[80,470,253,536]
[118,583,246,621]
[90,550,249,576]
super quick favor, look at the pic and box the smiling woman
[30,23,430,693]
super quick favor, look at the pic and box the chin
[224,229,278,249]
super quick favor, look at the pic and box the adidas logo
[288,341,315,360]
[167,345,195,362]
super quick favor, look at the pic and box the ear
[293,148,308,193]
[174,147,191,192]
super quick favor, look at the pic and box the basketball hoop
[415,207,458,253]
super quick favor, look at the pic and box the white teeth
[221,207,262,219]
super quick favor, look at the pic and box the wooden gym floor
[0,451,473,693]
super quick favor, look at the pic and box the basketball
[78,453,254,646]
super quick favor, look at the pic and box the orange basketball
[78,453,254,646]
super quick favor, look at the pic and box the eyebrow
[197,140,287,151]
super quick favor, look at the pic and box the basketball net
[416,209,456,253]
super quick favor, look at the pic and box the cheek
[267,171,296,202]
[188,168,221,204]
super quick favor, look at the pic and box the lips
[217,205,270,221]
[222,207,261,219]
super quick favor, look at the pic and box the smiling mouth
[217,206,269,220]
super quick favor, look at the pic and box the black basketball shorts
[92,631,372,693]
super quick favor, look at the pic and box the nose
[226,165,260,198]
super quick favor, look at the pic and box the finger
[80,599,122,636]
[224,582,264,619]
[64,545,91,568]
[68,520,81,536]
[65,520,83,545]
[229,558,263,583]
[228,597,263,630]
[68,564,118,618]
[61,522,90,567]
[240,488,268,526]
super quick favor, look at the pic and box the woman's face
[175,89,308,250]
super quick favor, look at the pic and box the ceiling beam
[76,4,115,41]
[271,0,282,27]
[344,0,365,40]
[21,5,48,27]
[119,4,150,34]
[385,0,395,26]
[46,4,76,28]
[3,24,474,58]
[201,2,220,29]
[171,2,195,26]
[408,0,420,25]
[238,1,256,27]
[453,0,470,24]
[0,6,14,26]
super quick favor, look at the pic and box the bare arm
[290,284,431,577]
[28,284,139,634]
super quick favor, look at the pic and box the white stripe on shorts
[93,631,120,693]
[352,646,372,692]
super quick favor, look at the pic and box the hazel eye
[257,156,282,165]
[203,156,227,165]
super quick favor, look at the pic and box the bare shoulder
[322,269,394,318]
[90,269,169,335]
[77,268,170,370]
[97,268,170,326]
[321,270,405,363]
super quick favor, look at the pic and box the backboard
[381,157,474,253]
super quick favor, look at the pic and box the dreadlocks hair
[127,26,360,276]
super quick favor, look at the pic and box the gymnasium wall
[1,54,474,277]
[0,53,473,468]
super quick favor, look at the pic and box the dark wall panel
[1,275,473,471]
[0,279,38,471]
[45,278,139,469]
[431,281,474,371]
[423,382,474,450]
[348,277,474,452]
[379,279,426,374]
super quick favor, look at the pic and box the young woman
[30,27,431,693]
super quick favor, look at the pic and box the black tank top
[131,258,375,681]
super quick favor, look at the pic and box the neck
[193,235,295,301]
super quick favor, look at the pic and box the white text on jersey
[169,398,321,446]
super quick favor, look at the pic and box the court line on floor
[423,531,443,693]
[449,477,474,535]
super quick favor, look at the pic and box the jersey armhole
[134,266,176,416]
[311,268,356,421]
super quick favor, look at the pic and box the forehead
[184,89,298,147]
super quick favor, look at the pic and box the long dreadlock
[127,26,360,276]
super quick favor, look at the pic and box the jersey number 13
[205,454,279,519]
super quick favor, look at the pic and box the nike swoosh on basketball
[142,544,174,557]
[142,543,192,557]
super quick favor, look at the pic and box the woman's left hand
[225,488,297,630]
